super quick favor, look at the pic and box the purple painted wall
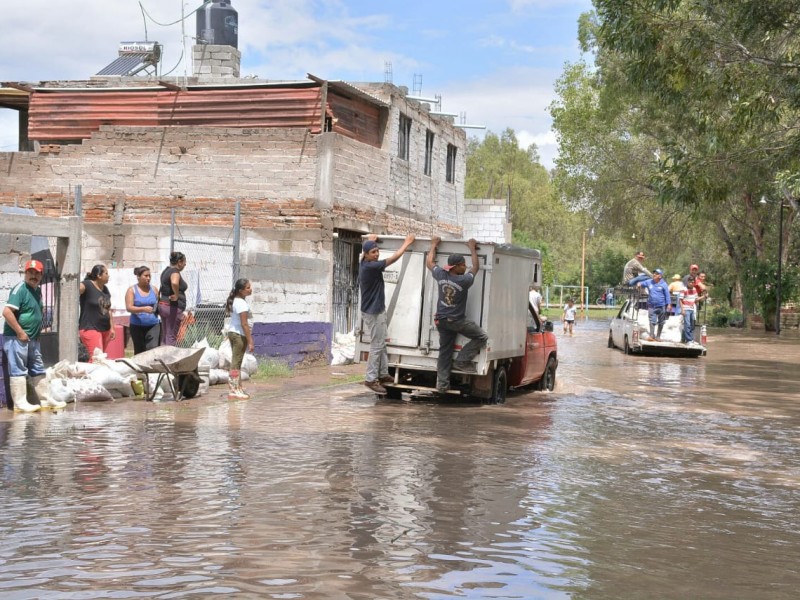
[251,321,332,367]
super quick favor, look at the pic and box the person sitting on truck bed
[623,251,653,286]
[637,268,672,341]
[427,237,489,394]
[359,233,416,395]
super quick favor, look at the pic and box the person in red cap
[426,237,488,394]
[2,259,66,411]
[682,264,700,288]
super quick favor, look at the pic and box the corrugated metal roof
[0,86,31,110]
[307,74,389,108]
[28,87,325,140]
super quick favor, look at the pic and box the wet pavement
[1,320,799,599]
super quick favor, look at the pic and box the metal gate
[332,231,362,334]
[170,205,240,348]
[35,235,61,365]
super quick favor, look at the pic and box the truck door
[383,251,428,347]
[420,251,488,351]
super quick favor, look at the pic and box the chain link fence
[171,208,239,349]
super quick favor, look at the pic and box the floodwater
[1,322,799,599]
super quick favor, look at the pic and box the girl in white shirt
[225,278,254,399]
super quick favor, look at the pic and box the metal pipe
[777,200,784,335]
[233,200,241,284]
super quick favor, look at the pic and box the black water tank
[196,0,238,48]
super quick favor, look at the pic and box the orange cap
[24,259,44,273]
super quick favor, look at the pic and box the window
[398,114,412,160]
[424,130,434,176]
[446,143,457,183]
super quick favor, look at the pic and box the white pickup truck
[608,294,707,358]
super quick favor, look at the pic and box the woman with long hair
[79,264,114,361]
[125,265,160,354]
[158,252,188,346]
[225,278,254,400]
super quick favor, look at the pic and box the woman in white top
[225,278,254,400]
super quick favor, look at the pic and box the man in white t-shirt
[529,286,543,316]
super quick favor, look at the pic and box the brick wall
[0,126,318,202]
[462,199,512,243]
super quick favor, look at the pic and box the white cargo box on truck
[356,236,549,399]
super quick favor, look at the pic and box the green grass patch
[251,359,293,381]
[542,306,619,320]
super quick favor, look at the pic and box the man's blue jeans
[682,310,696,343]
[3,337,45,378]
[647,305,668,338]
[626,274,650,286]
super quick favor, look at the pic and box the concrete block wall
[192,44,241,79]
[320,132,463,236]
[462,199,512,243]
[0,127,318,201]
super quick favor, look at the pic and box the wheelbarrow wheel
[177,372,201,399]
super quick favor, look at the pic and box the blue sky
[0,0,592,167]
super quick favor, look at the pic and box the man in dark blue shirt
[360,233,415,394]
[427,237,489,393]
[638,268,672,341]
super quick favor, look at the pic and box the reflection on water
[1,321,799,599]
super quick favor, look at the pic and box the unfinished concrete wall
[462,199,512,244]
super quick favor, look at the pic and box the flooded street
[1,322,799,599]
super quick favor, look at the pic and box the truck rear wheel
[490,366,507,405]
[608,331,615,348]
[538,357,557,392]
[384,386,402,400]
[624,335,632,355]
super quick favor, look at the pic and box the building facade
[0,74,468,365]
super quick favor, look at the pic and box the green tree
[550,1,799,328]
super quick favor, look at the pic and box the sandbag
[208,369,229,385]
[87,365,136,397]
[241,353,257,375]
[217,338,232,369]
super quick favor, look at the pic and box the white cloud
[439,67,561,168]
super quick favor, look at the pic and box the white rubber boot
[9,376,40,413]
[31,374,67,410]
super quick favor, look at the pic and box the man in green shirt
[3,260,65,411]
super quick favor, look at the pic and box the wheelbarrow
[117,346,206,402]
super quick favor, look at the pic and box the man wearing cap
[2,260,65,412]
[638,269,672,341]
[359,233,416,394]
[427,237,489,393]
[682,264,700,288]
[623,251,653,286]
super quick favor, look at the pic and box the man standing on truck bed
[638,268,672,341]
[427,237,489,394]
[360,233,416,394]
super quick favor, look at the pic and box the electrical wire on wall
[136,1,205,78]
